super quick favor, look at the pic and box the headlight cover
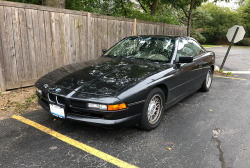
[87,103,107,110]
[87,103,127,111]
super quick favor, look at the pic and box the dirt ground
[0,86,40,120]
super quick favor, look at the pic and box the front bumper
[37,92,144,126]
[66,113,142,126]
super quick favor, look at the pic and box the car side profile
[35,36,215,130]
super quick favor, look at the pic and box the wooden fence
[0,1,187,91]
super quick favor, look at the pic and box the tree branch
[137,0,148,13]
[179,6,189,18]
[171,2,189,18]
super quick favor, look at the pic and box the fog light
[88,103,107,110]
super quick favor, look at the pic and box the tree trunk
[42,0,65,8]
[187,0,195,36]
[150,0,158,15]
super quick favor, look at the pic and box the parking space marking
[12,115,138,168]
[214,75,246,80]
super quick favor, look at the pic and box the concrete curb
[223,71,250,75]
[214,65,250,74]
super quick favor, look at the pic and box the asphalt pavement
[1,73,250,168]
[206,46,250,71]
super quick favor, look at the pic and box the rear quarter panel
[202,51,215,75]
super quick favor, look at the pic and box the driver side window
[176,38,204,61]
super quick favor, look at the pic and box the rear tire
[139,88,165,131]
[201,68,213,92]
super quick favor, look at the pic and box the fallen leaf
[209,109,213,111]
[166,147,172,151]
[54,119,56,121]
[166,142,175,151]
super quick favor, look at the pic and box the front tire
[201,68,213,92]
[139,88,165,131]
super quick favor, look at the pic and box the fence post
[133,18,137,36]
[87,12,92,59]
[0,40,6,92]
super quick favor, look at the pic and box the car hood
[48,57,172,96]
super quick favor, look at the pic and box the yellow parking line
[12,115,138,168]
[214,75,246,80]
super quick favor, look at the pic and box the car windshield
[104,37,175,63]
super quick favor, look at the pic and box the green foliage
[202,45,220,47]
[66,0,179,24]
[5,0,180,24]
[191,29,206,44]
[219,69,224,73]
[6,0,246,41]
[195,3,239,43]
[238,0,250,37]
[192,7,213,28]
[66,0,137,17]
[226,72,232,76]
[163,0,208,10]
[191,7,213,43]
[235,38,249,46]
[124,10,179,24]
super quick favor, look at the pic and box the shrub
[235,38,249,46]
[191,29,206,44]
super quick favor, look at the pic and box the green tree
[238,0,250,37]
[43,0,65,8]
[162,0,209,36]
[197,3,239,43]
[66,0,179,24]
[138,0,158,15]
[190,7,213,43]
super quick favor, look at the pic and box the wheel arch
[154,83,169,102]
[211,65,214,73]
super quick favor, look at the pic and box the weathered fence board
[0,12,6,91]
[0,1,186,91]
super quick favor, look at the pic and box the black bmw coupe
[35,36,215,130]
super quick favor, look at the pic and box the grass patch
[235,46,250,49]
[202,45,222,48]
[0,86,40,119]
[215,70,233,76]
[13,94,38,114]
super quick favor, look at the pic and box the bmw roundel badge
[56,88,61,92]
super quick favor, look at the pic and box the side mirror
[102,49,108,54]
[178,56,193,63]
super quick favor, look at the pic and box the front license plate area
[50,104,65,118]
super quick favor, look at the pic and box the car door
[175,38,204,96]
